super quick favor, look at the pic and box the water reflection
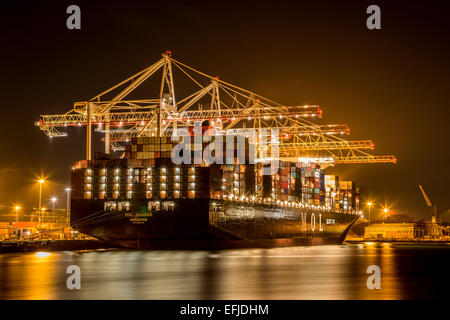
[0,244,448,299]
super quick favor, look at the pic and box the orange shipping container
[12,222,37,228]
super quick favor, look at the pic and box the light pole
[367,202,373,225]
[383,208,389,220]
[38,179,45,224]
[51,197,57,224]
[65,188,71,225]
[14,206,21,223]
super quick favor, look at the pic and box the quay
[345,239,450,244]
[0,239,111,253]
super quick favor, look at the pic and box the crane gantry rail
[35,52,396,166]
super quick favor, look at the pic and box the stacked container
[125,136,175,162]
[338,181,360,212]
[298,162,325,205]
[125,134,254,166]
[80,134,362,210]
[325,175,340,210]
[220,164,255,199]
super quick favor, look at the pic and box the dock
[0,239,112,253]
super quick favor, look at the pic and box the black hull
[71,199,359,249]
[102,236,349,250]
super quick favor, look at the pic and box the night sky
[0,0,449,221]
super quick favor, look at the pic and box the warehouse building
[364,223,425,240]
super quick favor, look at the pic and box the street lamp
[38,179,45,223]
[65,188,71,225]
[383,208,389,219]
[367,202,373,225]
[14,206,21,223]
[51,197,57,224]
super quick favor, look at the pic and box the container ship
[35,54,395,249]
[70,132,361,249]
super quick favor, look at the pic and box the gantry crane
[35,52,396,166]
[418,185,439,222]
[418,185,445,238]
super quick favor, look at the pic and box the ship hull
[71,199,359,249]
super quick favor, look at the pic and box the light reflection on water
[0,243,449,300]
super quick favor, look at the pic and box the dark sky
[0,0,449,221]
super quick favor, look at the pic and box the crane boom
[418,185,433,207]
[34,53,397,165]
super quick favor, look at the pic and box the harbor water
[0,243,449,300]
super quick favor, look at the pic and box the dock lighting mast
[14,206,21,223]
[367,202,373,225]
[51,197,57,224]
[65,188,71,224]
[86,102,92,160]
[38,179,45,223]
